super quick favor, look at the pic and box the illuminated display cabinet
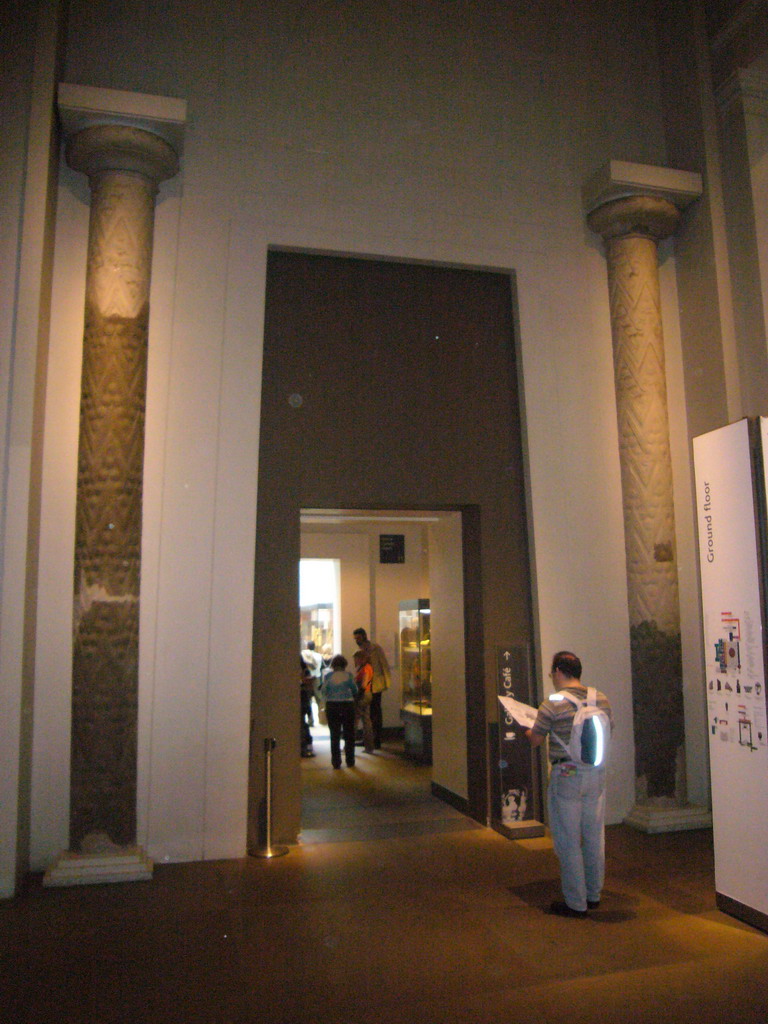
[399,599,432,762]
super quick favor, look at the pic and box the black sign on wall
[491,645,543,836]
[380,534,405,563]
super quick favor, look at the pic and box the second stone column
[588,193,687,811]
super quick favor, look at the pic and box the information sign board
[693,418,768,931]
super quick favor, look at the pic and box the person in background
[300,657,315,758]
[321,643,333,670]
[320,654,358,769]
[301,639,325,726]
[353,627,391,750]
[354,654,375,754]
[526,651,614,918]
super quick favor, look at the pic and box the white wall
[747,66,768,356]
[23,0,702,865]
[1,0,62,893]
[737,63,768,406]
[30,166,85,869]
[716,62,768,417]
[0,7,37,897]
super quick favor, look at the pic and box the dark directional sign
[379,534,405,563]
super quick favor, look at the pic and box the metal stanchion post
[250,737,289,858]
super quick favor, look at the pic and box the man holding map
[501,651,613,919]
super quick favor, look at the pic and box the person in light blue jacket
[321,654,359,769]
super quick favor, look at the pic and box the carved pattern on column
[588,195,685,803]
[87,171,155,317]
[608,234,679,634]
[67,125,177,849]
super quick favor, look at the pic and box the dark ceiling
[700,0,768,87]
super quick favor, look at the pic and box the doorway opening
[298,507,471,840]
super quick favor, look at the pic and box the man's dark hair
[551,650,582,680]
[306,640,316,650]
[353,627,367,640]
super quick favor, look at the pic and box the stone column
[585,165,709,831]
[46,109,180,884]
[588,196,687,807]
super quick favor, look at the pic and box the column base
[623,803,712,833]
[43,846,153,887]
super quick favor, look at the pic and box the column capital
[58,83,185,186]
[583,160,702,242]
[65,123,179,187]
[583,160,702,215]
[587,194,680,243]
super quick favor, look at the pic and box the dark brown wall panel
[252,250,533,834]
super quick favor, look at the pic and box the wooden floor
[2,734,767,1023]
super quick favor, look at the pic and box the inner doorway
[299,507,469,840]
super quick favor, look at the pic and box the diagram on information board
[708,611,767,753]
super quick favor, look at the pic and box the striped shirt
[531,683,614,764]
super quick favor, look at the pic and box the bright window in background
[299,559,340,659]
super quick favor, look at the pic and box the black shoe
[548,900,587,918]
[587,899,600,910]
[346,760,355,768]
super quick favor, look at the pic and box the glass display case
[399,599,432,762]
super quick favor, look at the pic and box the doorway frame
[250,249,539,847]
[299,505,486,826]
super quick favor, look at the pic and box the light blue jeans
[548,762,606,912]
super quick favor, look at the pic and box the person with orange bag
[353,653,375,754]
[353,626,391,750]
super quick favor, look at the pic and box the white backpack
[551,687,610,767]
